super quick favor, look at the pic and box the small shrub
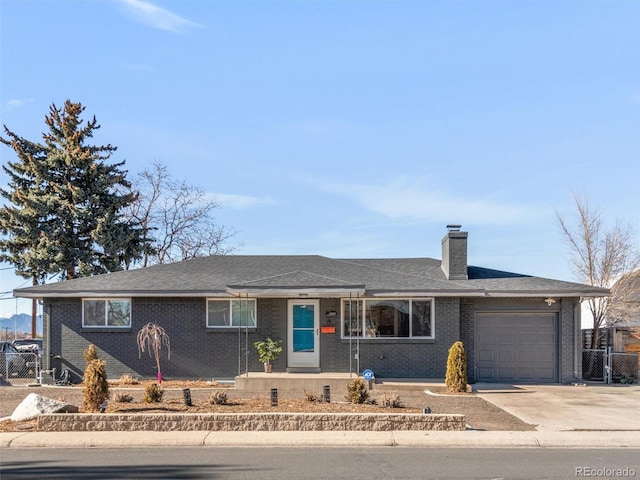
[82,344,109,412]
[253,337,283,366]
[345,377,370,404]
[117,374,139,385]
[143,383,164,403]
[304,390,323,403]
[445,341,468,393]
[378,393,404,408]
[208,391,228,405]
[114,392,134,403]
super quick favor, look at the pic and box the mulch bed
[0,380,535,432]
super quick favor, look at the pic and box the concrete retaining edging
[37,413,466,432]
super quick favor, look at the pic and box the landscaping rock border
[38,412,466,432]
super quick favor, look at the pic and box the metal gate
[610,352,638,384]
[0,351,40,382]
[582,348,638,384]
[582,349,606,382]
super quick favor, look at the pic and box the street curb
[2,430,640,449]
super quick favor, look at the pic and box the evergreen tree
[445,341,468,393]
[1,100,146,284]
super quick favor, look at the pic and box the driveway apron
[474,383,640,431]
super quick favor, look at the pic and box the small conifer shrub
[345,377,371,404]
[445,341,468,393]
[143,383,164,403]
[82,344,109,412]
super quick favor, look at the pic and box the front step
[285,367,321,373]
[234,372,357,392]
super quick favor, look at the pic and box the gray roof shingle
[13,254,609,298]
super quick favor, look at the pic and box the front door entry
[288,300,319,368]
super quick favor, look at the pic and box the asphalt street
[2,447,639,479]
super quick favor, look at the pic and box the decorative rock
[11,393,79,422]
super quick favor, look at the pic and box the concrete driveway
[474,383,640,431]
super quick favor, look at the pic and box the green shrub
[82,344,109,412]
[445,341,468,393]
[345,377,371,404]
[143,383,164,403]
[253,337,283,365]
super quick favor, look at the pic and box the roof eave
[226,285,366,298]
[484,289,610,298]
[14,287,610,300]
[367,289,486,297]
[13,290,229,299]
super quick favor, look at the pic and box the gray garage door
[475,313,558,382]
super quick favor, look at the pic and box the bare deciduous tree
[557,194,640,347]
[124,161,236,267]
[137,322,171,384]
[607,271,640,328]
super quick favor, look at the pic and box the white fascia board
[14,290,229,298]
[367,290,486,297]
[226,286,366,298]
[484,290,610,298]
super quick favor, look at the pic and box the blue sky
[1,0,639,316]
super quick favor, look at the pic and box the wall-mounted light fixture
[544,298,556,306]
[325,311,337,326]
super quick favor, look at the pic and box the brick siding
[44,295,581,383]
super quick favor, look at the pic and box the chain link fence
[582,349,606,382]
[0,352,40,382]
[582,349,638,384]
[610,352,638,384]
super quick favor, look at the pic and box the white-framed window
[207,299,257,328]
[83,299,131,328]
[341,298,434,338]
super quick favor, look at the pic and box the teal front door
[288,300,319,368]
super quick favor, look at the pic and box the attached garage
[475,312,558,382]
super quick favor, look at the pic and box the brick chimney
[441,225,468,280]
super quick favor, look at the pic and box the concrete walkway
[2,381,639,449]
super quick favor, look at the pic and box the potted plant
[253,337,283,373]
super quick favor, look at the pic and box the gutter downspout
[574,299,582,380]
